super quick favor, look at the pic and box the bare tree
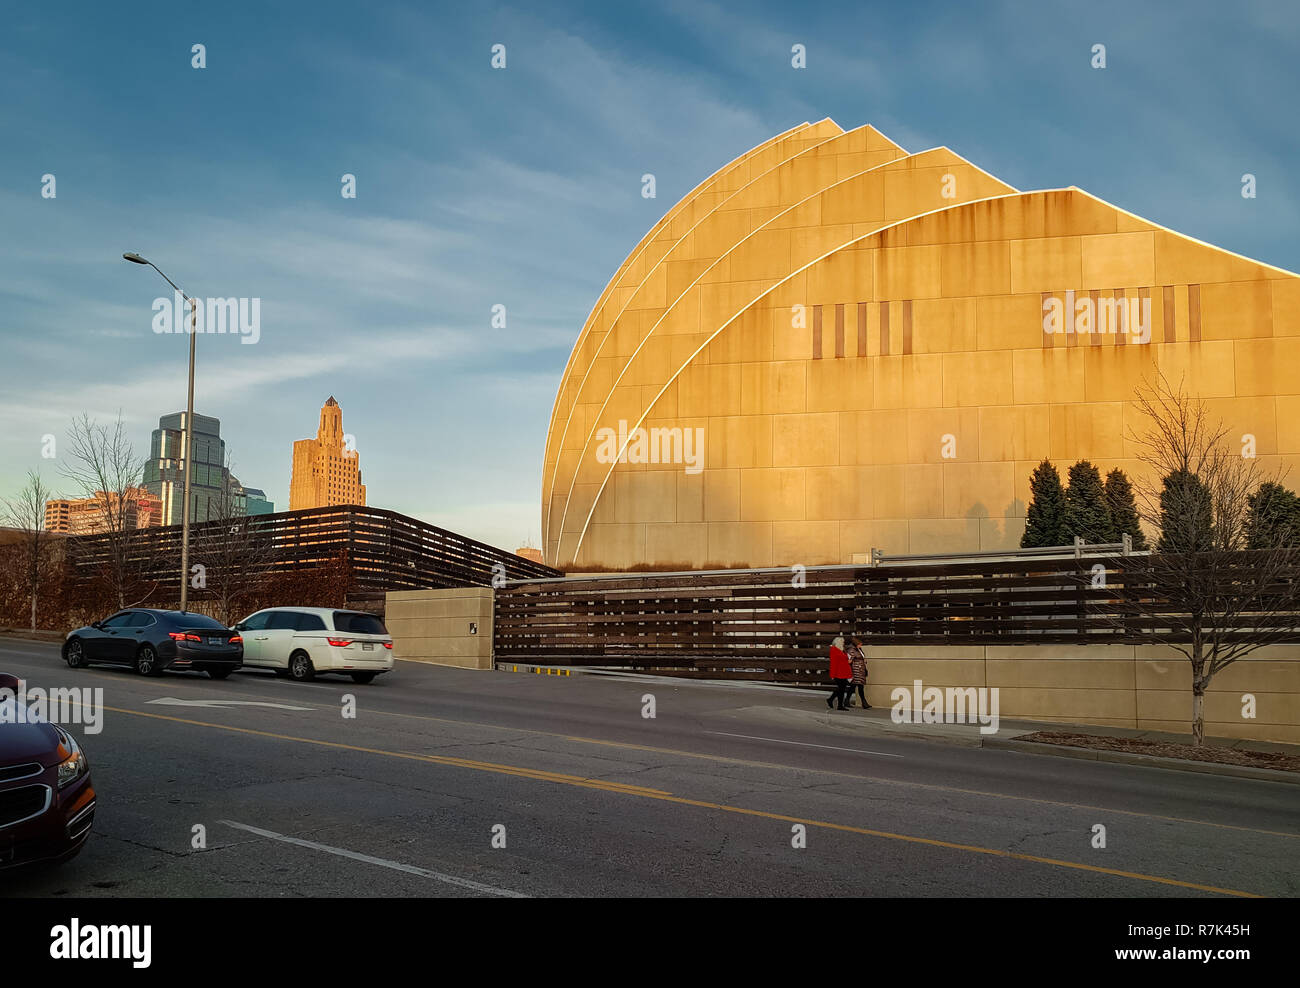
[188,457,276,625]
[1087,372,1300,744]
[2,470,52,630]
[59,412,149,609]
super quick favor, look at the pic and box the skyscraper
[289,397,366,510]
[142,412,272,525]
[142,411,229,526]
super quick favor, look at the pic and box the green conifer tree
[1021,460,1067,547]
[1064,460,1116,544]
[1102,468,1148,550]
[1245,481,1300,549]
[1156,468,1213,554]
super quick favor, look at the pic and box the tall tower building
[140,412,272,525]
[289,396,366,510]
[142,411,230,526]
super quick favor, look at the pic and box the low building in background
[237,485,274,515]
[515,546,543,564]
[43,499,71,532]
[43,487,160,534]
[133,488,162,528]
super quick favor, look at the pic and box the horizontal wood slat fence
[67,505,560,592]
[494,556,1300,685]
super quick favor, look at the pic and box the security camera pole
[122,252,197,611]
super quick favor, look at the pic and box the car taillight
[229,635,242,644]
[169,632,202,641]
[327,638,352,647]
[382,641,393,649]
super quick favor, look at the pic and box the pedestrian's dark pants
[827,679,850,709]
[852,683,868,707]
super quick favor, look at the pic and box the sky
[2,0,1297,551]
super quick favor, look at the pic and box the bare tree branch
[186,452,277,625]
[1078,370,1300,745]
[2,470,52,630]
[59,412,150,609]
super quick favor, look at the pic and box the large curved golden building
[542,119,1300,569]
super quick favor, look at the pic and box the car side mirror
[233,623,246,631]
[91,621,102,630]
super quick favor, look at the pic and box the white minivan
[233,607,394,684]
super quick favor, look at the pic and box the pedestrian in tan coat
[847,637,870,709]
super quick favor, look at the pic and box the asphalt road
[1,637,1296,897]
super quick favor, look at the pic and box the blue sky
[2,0,1297,550]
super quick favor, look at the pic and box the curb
[983,736,1300,785]
[491,663,806,692]
[496,662,578,677]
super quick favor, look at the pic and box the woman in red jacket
[826,636,852,710]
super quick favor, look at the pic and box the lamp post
[123,252,197,612]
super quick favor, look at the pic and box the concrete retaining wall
[862,644,1300,743]
[385,587,493,670]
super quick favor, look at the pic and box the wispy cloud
[2,0,1297,549]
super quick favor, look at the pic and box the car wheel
[207,668,232,680]
[135,645,161,677]
[350,672,377,684]
[64,638,88,669]
[288,651,315,682]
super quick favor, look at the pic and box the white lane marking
[218,821,528,898]
[147,697,313,711]
[259,678,351,693]
[707,731,904,758]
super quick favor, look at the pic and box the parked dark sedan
[62,609,243,679]
[0,673,95,870]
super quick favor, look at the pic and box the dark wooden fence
[68,505,559,593]
[493,556,1300,684]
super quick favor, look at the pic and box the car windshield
[332,612,388,635]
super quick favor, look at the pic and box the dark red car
[0,674,95,870]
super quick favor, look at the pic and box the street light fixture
[122,252,198,612]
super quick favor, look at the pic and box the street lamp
[123,252,198,612]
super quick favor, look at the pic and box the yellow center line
[79,703,663,796]
[565,736,1300,840]
[93,703,1263,897]
[236,698,1295,842]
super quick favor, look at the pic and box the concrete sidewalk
[724,701,1300,784]
[813,701,1297,754]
